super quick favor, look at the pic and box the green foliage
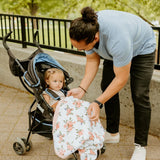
[1,0,29,15]
[1,0,41,15]
[0,0,160,25]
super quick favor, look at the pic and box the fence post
[157,30,160,65]
[20,16,27,48]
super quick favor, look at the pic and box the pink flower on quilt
[81,140,85,144]
[88,132,94,140]
[66,108,73,115]
[78,129,84,136]
[67,142,74,151]
[73,100,82,108]
[76,115,84,123]
[59,134,65,143]
[56,122,60,130]
[64,121,75,131]
[59,149,66,156]
[95,132,101,140]
[90,149,96,155]
[78,148,86,154]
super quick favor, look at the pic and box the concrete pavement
[0,84,160,160]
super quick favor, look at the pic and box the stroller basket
[30,109,52,139]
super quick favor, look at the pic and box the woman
[67,6,156,160]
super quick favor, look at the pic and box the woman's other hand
[87,102,100,123]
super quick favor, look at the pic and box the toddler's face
[46,73,64,91]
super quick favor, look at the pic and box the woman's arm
[80,52,100,91]
[67,52,100,98]
[97,62,131,103]
[88,62,131,121]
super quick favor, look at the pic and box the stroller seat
[14,52,73,155]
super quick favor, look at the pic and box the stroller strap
[45,88,61,101]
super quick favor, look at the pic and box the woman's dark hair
[69,7,99,44]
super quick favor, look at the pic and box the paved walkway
[0,84,160,160]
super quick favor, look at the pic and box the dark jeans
[101,51,155,146]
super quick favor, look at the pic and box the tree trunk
[28,2,39,29]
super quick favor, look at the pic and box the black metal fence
[0,13,160,70]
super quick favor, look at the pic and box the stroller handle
[3,31,17,60]
[33,30,39,43]
[3,31,12,50]
[33,30,43,52]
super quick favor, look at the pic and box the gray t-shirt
[85,10,156,67]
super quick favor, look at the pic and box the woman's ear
[94,32,99,42]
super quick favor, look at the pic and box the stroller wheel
[101,144,106,155]
[97,144,106,159]
[67,156,78,160]
[21,138,32,152]
[67,151,79,160]
[13,137,26,155]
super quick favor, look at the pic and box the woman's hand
[67,87,85,99]
[87,102,100,123]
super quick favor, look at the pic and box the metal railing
[0,13,159,69]
[0,14,85,56]
[152,26,160,70]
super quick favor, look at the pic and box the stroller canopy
[24,53,71,88]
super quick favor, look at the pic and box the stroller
[3,31,75,156]
[3,31,106,160]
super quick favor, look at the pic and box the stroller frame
[3,31,79,159]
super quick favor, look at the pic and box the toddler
[43,68,66,112]
[43,68,105,160]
